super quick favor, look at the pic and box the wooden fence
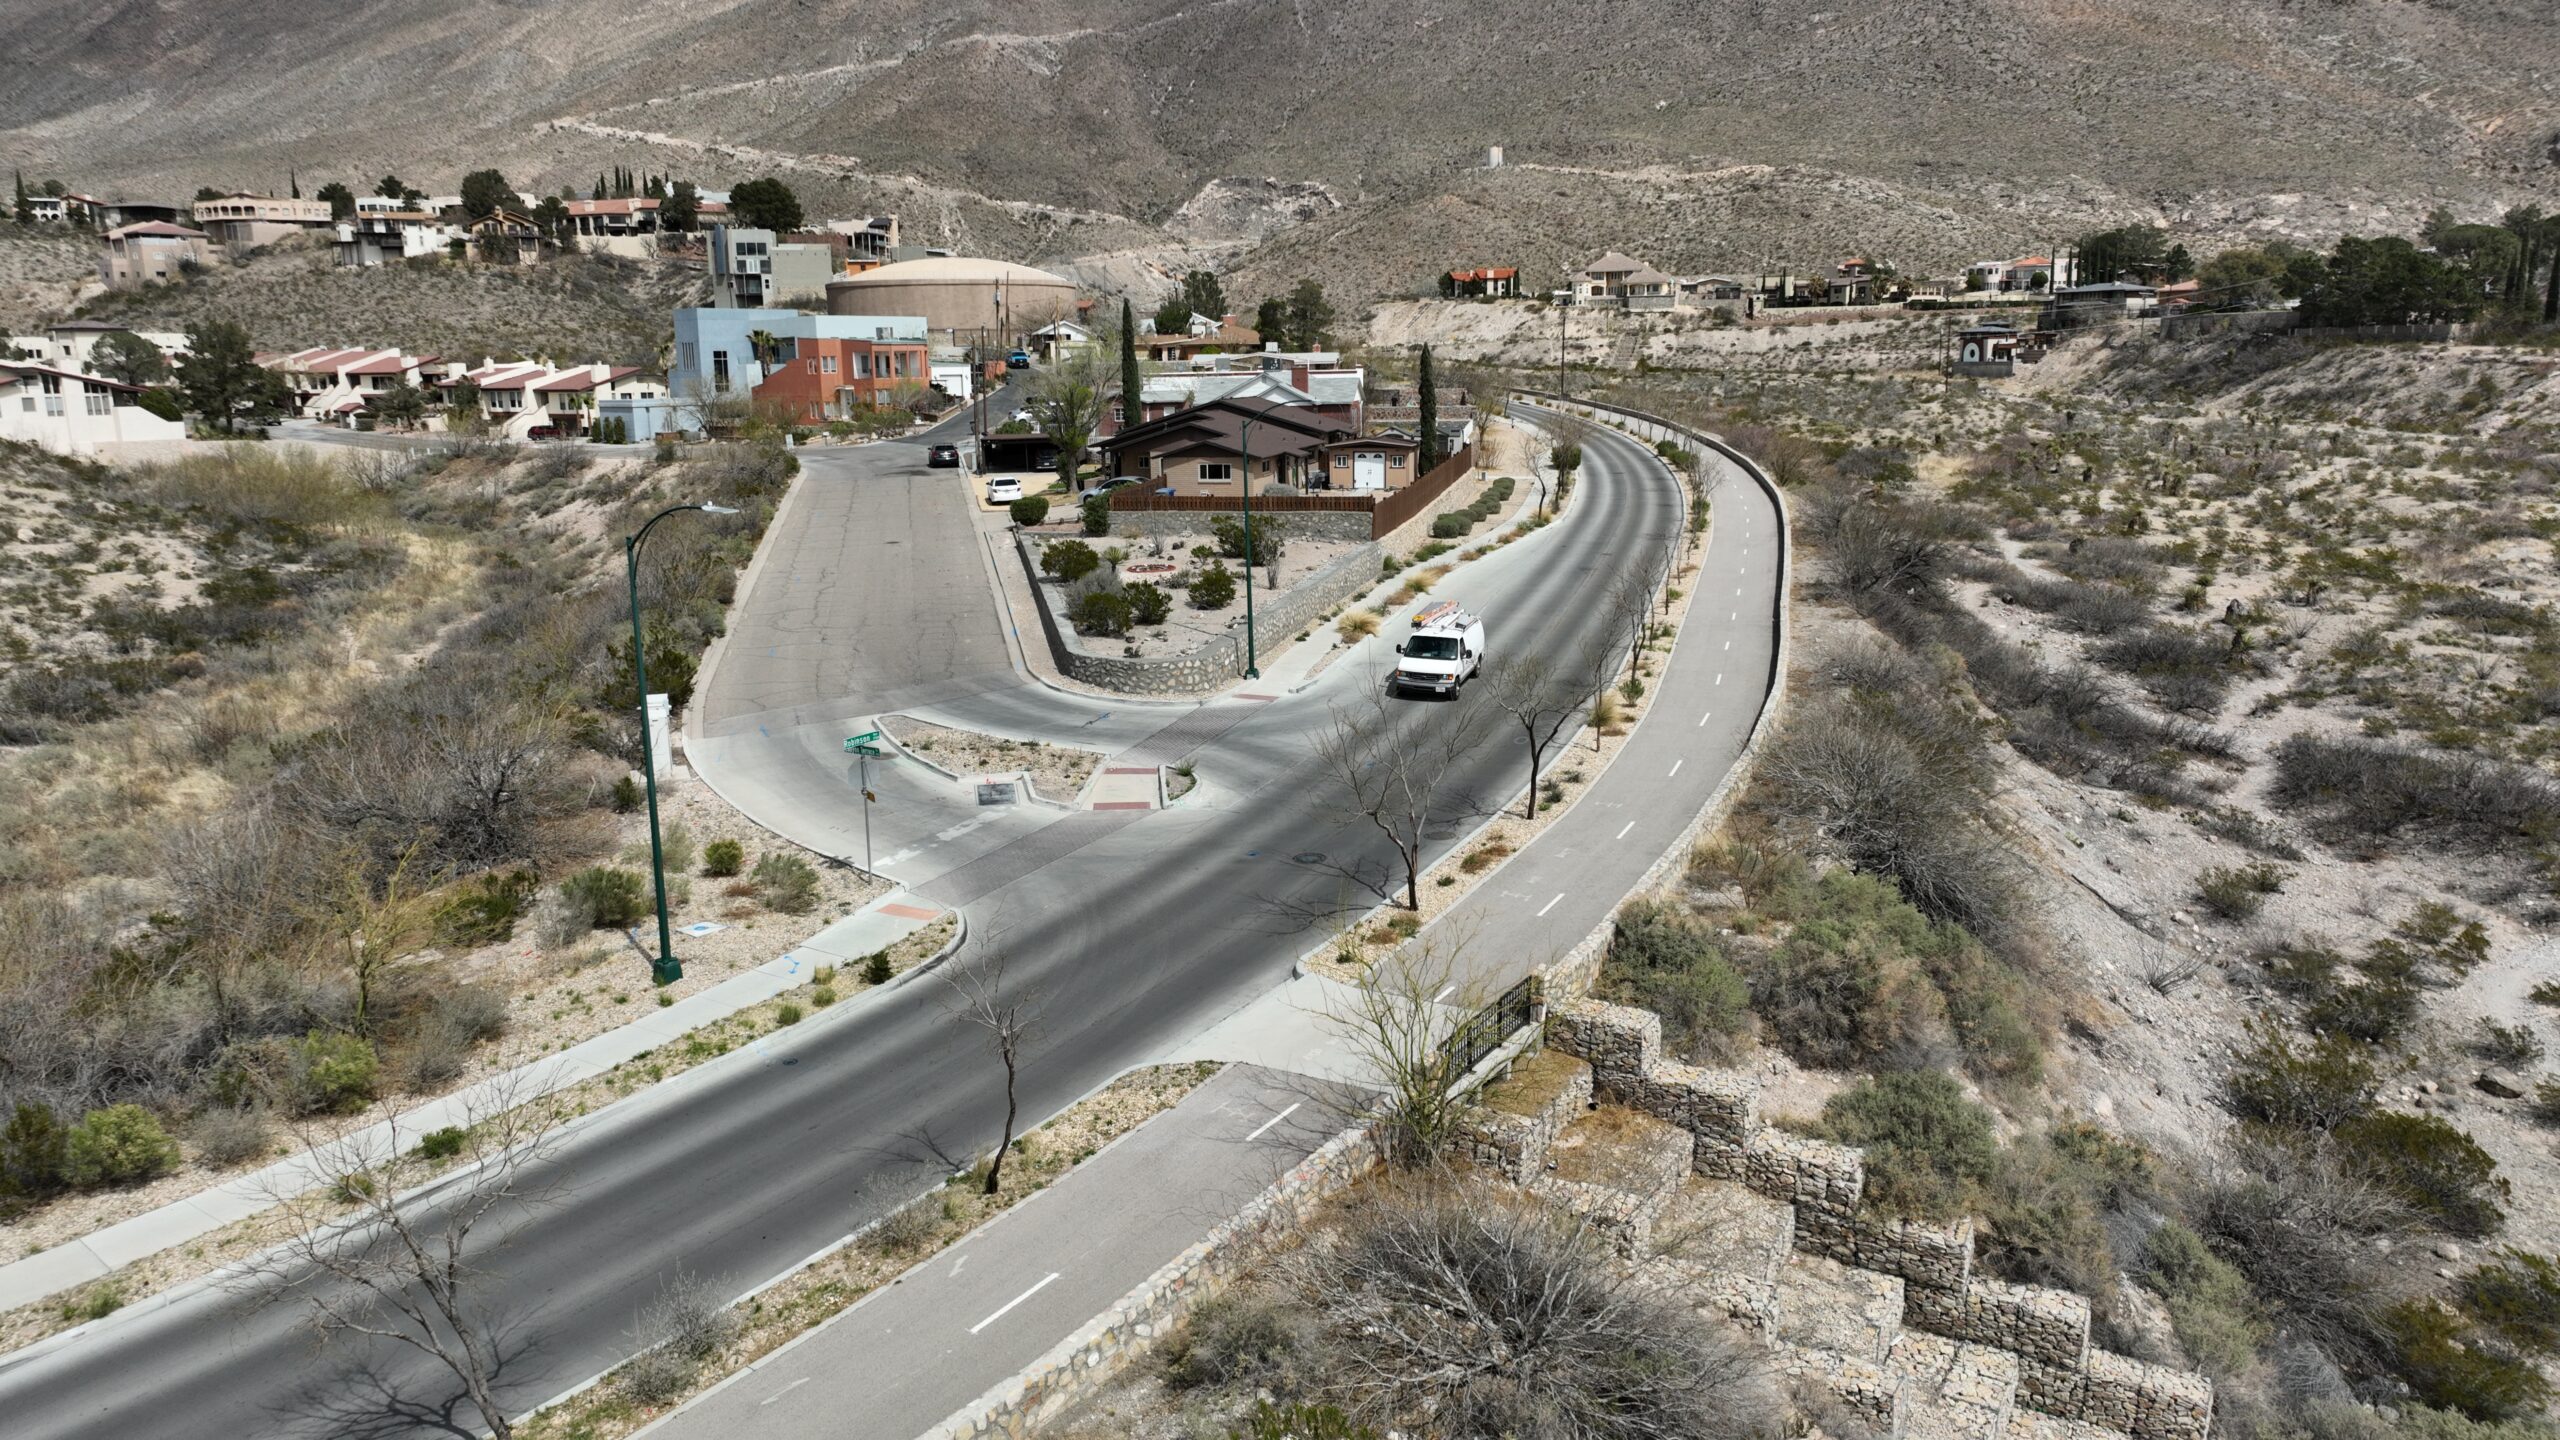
[1104,443,1477,541]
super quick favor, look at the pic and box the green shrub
[1189,561,1236,609]
[1126,582,1170,626]
[1748,901,1951,1072]
[1165,1293,1315,1391]
[752,853,820,914]
[2336,1111,2509,1239]
[416,1126,468,1161]
[1041,539,1099,583]
[1069,588,1132,637]
[56,1282,126,1324]
[1,1102,70,1198]
[1817,1071,1997,1221]
[291,1032,381,1114]
[1080,493,1111,536]
[2383,1300,2550,1421]
[2455,1249,2560,1355]
[2197,862,2288,921]
[438,868,537,947]
[1430,512,1469,539]
[561,865,649,929]
[701,838,744,877]
[1606,899,1750,1059]
[1210,513,1284,565]
[2225,1024,2376,1130]
[775,1002,803,1026]
[1232,1401,1379,1440]
[1008,495,1050,527]
[64,1105,182,1188]
[2471,1019,2545,1068]
[863,950,892,985]
[610,774,642,813]
[2306,971,2423,1046]
[811,984,838,1007]
[189,1106,274,1168]
[2141,1220,2268,1375]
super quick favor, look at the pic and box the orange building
[750,336,932,422]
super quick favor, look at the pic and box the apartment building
[191,193,333,249]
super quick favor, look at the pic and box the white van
[1392,600,1486,696]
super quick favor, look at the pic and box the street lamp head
[699,503,740,515]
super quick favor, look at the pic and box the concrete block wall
[1542,998,2210,1440]
[1103,508,1377,544]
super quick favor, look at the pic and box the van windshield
[1406,635,1461,660]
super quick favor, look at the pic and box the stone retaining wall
[1015,534,1381,695]
[925,1119,1384,1440]
[1099,508,1377,544]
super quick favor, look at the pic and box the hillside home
[1138,319,1263,361]
[263,347,448,422]
[0,363,183,454]
[824,215,901,272]
[1442,266,1520,299]
[468,211,542,264]
[24,195,65,224]
[335,209,455,267]
[1126,360,1364,432]
[667,307,932,432]
[1575,251,1676,310]
[563,196,732,258]
[1100,395,1355,496]
[1026,319,1095,360]
[440,360,660,438]
[79,199,185,229]
[1315,431,1423,492]
[748,335,932,422]
[191,193,333,249]
[98,222,214,288]
[21,320,185,374]
[1952,322,2021,378]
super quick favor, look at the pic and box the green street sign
[851,744,884,758]
[843,730,881,753]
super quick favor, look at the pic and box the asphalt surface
[641,1065,1340,1440]
[0,406,1775,1439]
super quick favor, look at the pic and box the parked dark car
[927,443,960,468]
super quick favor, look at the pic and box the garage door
[1353,452,1387,490]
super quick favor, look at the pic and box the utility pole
[1238,411,1260,678]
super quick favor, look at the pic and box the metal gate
[1440,975,1537,1080]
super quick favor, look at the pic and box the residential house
[1679,274,1751,304]
[1099,395,1355,496]
[1952,323,2021,378]
[563,196,732,258]
[439,360,662,438]
[467,211,542,265]
[21,320,185,373]
[1315,431,1424,492]
[2154,279,2203,312]
[335,209,456,267]
[0,362,183,454]
[1127,359,1364,432]
[1026,319,1095,361]
[2049,281,2156,328]
[1574,251,1676,310]
[709,225,775,307]
[76,198,185,229]
[749,335,931,423]
[667,307,933,432]
[262,347,448,422]
[528,365,664,438]
[99,222,214,288]
[824,216,900,272]
[2003,256,2055,291]
[24,195,65,224]
[1137,319,1262,361]
[1443,266,1520,299]
[191,193,333,249]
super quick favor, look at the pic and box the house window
[1198,462,1233,483]
[677,342,697,373]
[1333,454,1349,469]
[820,355,836,374]
[712,352,731,392]
[86,390,113,416]
[1391,454,1407,468]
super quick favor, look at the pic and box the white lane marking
[1730,612,1736,621]
[1244,1102,1303,1142]
[1714,673,1724,685]
[1536,893,1565,917]
[762,1377,813,1406]
[1669,759,1684,778]
[951,1253,969,1277]
[1432,984,1455,1003]
[1723,639,1731,650]
[970,1273,1061,1335]
[1697,710,1713,728]
[1615,820,1636,839]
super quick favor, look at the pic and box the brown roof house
[1100,395,1354,497]
[1574,251,1676,311]
[99,222,214,288]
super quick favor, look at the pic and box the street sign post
[842,729,881,753]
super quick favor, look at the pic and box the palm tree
[746,329,780,377]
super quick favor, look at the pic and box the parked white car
[986,476,1024,505]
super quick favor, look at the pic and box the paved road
[642,1066,1341,1440]
[0,411,1770,1439]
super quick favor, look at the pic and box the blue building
[626,306,931,437]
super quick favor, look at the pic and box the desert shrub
[2382,1301,2550,1421]
[1430,512,1469,539]
[1232,1402,1379,1440]
[1166,1292,1322,1391]
[2335,1112,2508,1239]
[1008,495,1050,527]
[1125,582,1170,626]
[64,1104,182,1188]
[1818,1072,1997,1220]
[611,774,642,813]
[1068,588,1132,637]
[189,1107,274,1169]
[1211,512,1284,565]
[437,868,538,947]
[2454,1249,2560,1356]
[416,1126,468,1161]
[2094,625,2233,711]
[290,1032,380,1114]
[1079,493,1110,536]
[1,1102,70,1198]
[701,838,744,876]
[2199,1135,2415,1367]
[2269,733,2560,843]
[2142,1219,2268,1375]
[2226,1025,2376,1130]
[1978,1140,2119,1304]
[751,852,819,914]
[1190,561,1237,609]
[1605,899,1751,1059]
[560,865,648,929]
[774,1002,803,1026]
[1750,916,1949,1071]
[2305,974,2423,1047]
[867,1197,944,1255]
[2198,862,2288,921]
[2469,1019,2545,1068]
[862,950,892,984]
[810,984,837,1007]
[617,1273,741,1405]
[1040,539,1099,583]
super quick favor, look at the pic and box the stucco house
[1575,251,1676,310]
[99,222,214,288]
[0,362,183,454]
[191,193,333,249]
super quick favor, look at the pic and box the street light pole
[1238,410,1259,679]
[624,500,739,986]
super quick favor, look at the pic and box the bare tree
[302,842,441,1031]
[1535,407,1597,517]
[944,954,1043,1195]
[246,1082,569,1439]
[1321,937,1481,1169]
[1312,673,1499,911]
[1479,649,1613,819]
[1607,546,1671,688]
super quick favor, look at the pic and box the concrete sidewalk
[0,891,950,1314]
[637,1065,1344,1440]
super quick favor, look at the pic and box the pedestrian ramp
[1081,765,1164,811]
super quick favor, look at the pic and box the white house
[25,194,65,224]
[0,362,183,454]
[17,320,187,374]
[262,347,448,423]
[443,359,662,438]
[335,210,458,267]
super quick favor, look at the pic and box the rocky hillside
[5,0,2555,309]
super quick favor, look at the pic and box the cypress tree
[11,171,29,226]
[289,168,299,199]
[1417,344,1442,471]
[1118,298,1141,429]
